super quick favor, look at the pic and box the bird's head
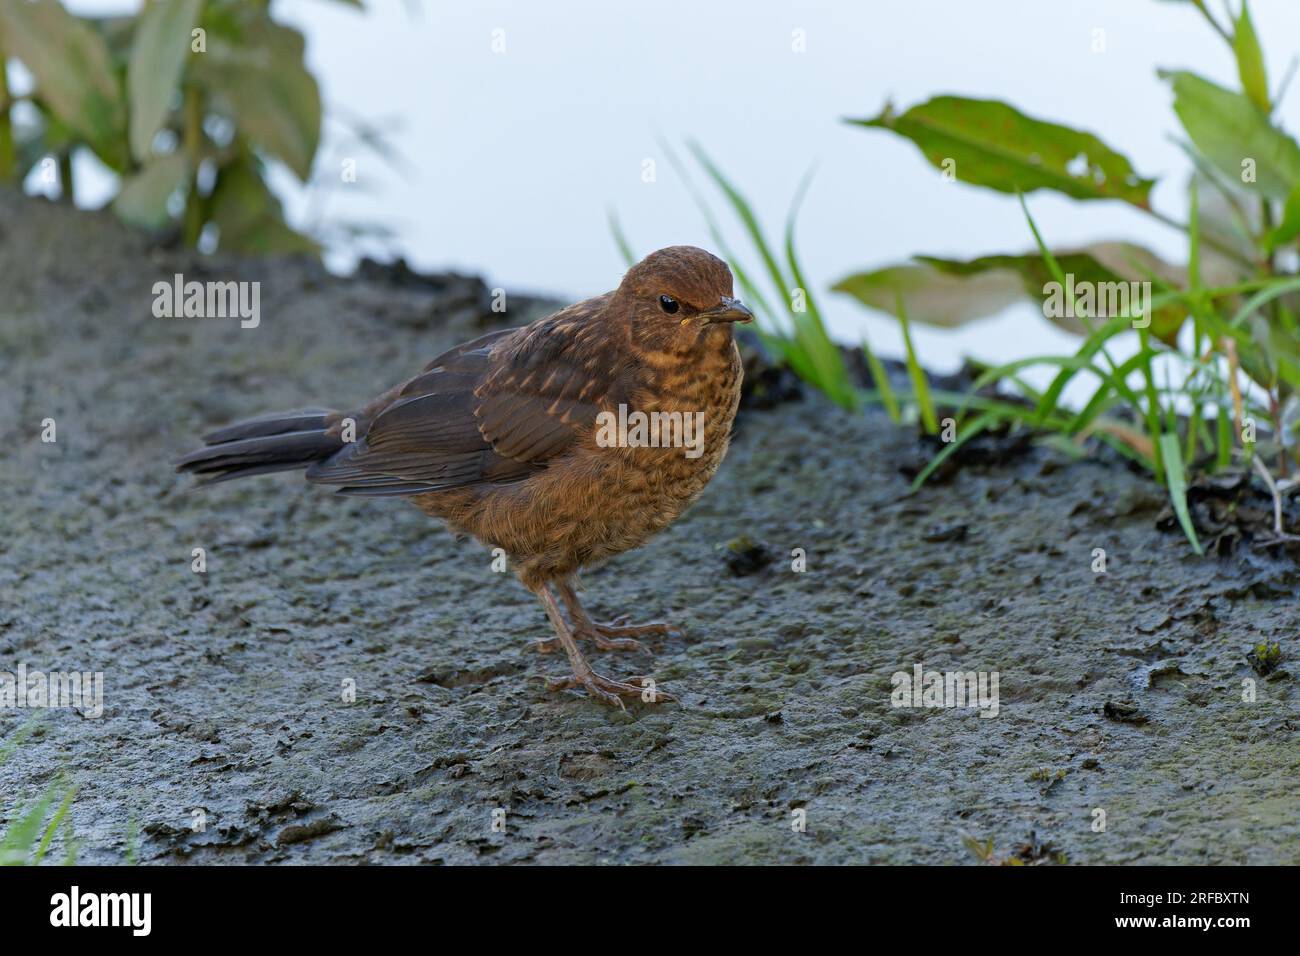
[617,245,753,354]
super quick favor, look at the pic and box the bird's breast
[428,339,742,573]
[601,337,743,505]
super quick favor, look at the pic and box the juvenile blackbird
[177,246,752,706]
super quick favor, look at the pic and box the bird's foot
[531,633,640,654]
[595,615,683,638]
[575,616,682,653]
[545,669,675,709]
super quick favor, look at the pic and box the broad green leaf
[1161,70,1300,200]
[834,260,1025,328]
[128,0,203,161]
[1185,159,1258,271]
[847,96,1155,207]
[0,0,127,168]
[834,242,1220,345]
[210,156,319,254]
[1233,1,1270,113]
[113,151,189,229]
[194,7,320,179]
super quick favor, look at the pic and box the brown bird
[177,246,751,706]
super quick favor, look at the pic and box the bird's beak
[701,296,754,325]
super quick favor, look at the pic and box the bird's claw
[584,618,682,644]
[574,628,648,653]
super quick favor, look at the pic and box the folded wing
[306,297,631,497]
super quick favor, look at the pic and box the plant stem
[1268,388,1290,478]
[1250,454,1285,535]
[58,151,73,204]
[0,51,13,184]
[1224,337,1245,446]
[1261,198,1276,273]
[1273,56,1300,114]
[182,85,203,247]
[1191,0,1233,45]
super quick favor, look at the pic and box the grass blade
[33,784,76,866]
[862,338,900,423]
[607,208,636,268]
[1159,432,1203,554]
[896,291,937,432]
[1,789,56,865]
[910,412,999,489]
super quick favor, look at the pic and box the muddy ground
[1,190,1297,865]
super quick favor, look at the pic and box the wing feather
[306,298,633,497]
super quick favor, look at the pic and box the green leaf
[1233,1,1270,113]
[1159,432,1204,554]
[210,155,319,254]
[113,151,189,229]
[896,291,937,434]
[847,96,1155,207]
[834,260,1025,329]
[1184,153,1258,271]
[0,0,127,168]
[835,242,1214,345]
[1161,70,1300,201]
[194,7,320,179]
[128,0,203,162]
[1264,183,1300,252]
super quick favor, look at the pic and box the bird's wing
[474,293,631,462]
[307,297,630,496]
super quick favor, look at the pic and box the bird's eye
[659,295,679,314]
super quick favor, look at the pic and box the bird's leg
[531,583,673,707]
[557,578,682,652]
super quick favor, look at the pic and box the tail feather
[176,409,345,485]
[202,407,335,444]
